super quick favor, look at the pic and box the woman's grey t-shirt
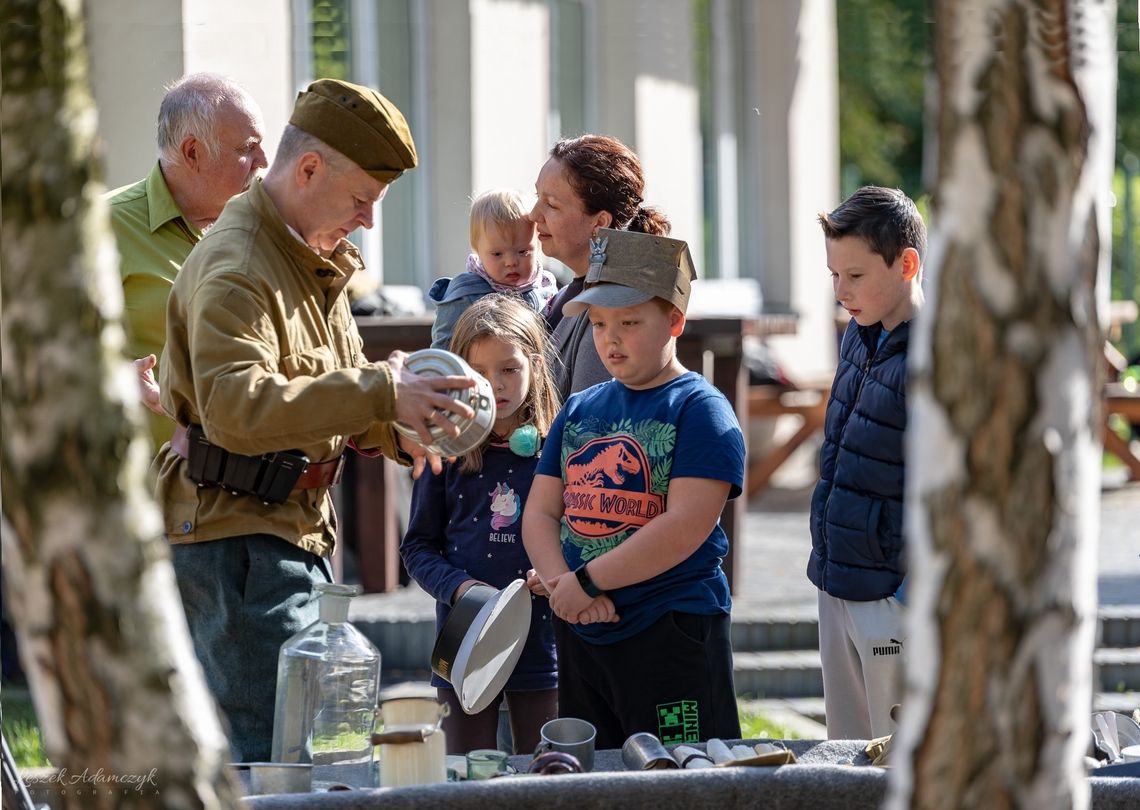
[548,293,611,399]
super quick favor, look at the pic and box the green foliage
[2,688,48,768]
[737,707,802,741]
[311,0,352,81]
[1117,1,1139,161]
[836,0,928,199]
[1112,166,1140,361]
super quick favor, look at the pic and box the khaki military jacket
[156,180,405,556]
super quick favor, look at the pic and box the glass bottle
[270,583,380,790]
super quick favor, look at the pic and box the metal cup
[393,349,496,457]
[621,732,679,770]
[534,717,596,772]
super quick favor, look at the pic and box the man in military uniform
[157,79,471,761]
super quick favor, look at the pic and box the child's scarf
[467,253,548,295]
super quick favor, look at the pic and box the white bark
[0,2,238,807]
[886,1,1115,809]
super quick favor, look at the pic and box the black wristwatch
[574,562,603,597]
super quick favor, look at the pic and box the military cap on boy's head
[289,78,418,182]
[562,228,697,317]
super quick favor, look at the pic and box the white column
[469,0,550,195]
[181,0,294,165]
[417,0,474,282]
[87,0,294,189]
[88,0,186,187]
[592,0,703,270]
[745,0,839,379]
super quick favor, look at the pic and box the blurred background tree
[835,0,928,200]
[311,0,352,80]
[1113,0,1138,361]
[837,0,1137,359]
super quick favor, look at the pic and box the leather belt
[171,425,345,489]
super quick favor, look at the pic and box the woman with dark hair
[530,134,670,397]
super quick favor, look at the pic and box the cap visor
[562,283,654,317]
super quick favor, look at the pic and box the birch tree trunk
[0,2,238,808]
[887,1,1117,808]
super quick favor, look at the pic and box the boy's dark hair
[817,186,926,266]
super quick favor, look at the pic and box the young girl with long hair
[400,294,561,753]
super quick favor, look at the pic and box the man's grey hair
[269,124,352,175]
[157,73,252,168]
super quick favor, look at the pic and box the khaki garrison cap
[563,228,697,316]
[289,78,418,183]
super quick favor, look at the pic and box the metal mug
[393,349,496,457]
[534,717,596,772]
[621,732,679,770]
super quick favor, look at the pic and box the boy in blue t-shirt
[810,186,926,740]
[522,228,745,750]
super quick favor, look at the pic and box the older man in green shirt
[105,73,267,449]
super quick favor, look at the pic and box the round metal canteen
[394,348,496,457]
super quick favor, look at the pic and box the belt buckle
[331,453,346,486]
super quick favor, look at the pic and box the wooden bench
[1105,382,1140,480]
[746,381,830,498]
[744,379,1140,494]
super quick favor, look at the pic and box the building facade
[89,0,839,377]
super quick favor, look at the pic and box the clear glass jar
[270,583,380,790]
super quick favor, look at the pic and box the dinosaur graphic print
[563,435,665,539]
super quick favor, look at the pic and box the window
[293,0,423,286]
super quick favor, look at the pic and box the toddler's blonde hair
[469,188,534,247]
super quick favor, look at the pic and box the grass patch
[738,706,803,741]
[2,686,49,768]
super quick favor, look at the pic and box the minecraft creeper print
[657,700,700,744]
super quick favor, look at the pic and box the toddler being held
[429,189,559,349]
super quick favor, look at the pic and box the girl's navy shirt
[401,444,556,690]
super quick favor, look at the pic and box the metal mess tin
[393,348,496,457]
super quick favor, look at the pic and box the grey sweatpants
[817,589,905,740]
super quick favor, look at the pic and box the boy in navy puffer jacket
[809,186,926,740]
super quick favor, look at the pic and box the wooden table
[1105,382,1140,480]
[746,381,831,498]
[345,313,795,593]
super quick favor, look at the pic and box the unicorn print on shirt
[489,482,521,530]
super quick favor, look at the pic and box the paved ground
[735,449,1140,614]
[354,439,1140,617]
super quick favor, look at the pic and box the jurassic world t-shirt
[536,371,745,644]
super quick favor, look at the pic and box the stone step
[1096,647,1140,694]
[733,650,822,699]
[351,589,1140,697]
[1099,606,1140,648]
[730,605,1140,653]
[1093,692,1140,715]
[355,605,1140,671]
[733,648,1140,699]
[730,606,819,653]
[737,694,1138,739]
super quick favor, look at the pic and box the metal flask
[393,349,496,457]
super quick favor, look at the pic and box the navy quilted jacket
[807,319,909,601]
